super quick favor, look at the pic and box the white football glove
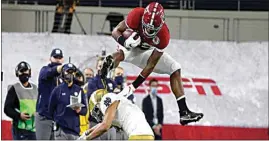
[124,32,141,49]
[118,84,135,98]
[77,130,90,140]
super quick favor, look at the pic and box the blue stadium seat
[37,0,56,5]
[79,0,99,6]
[240,0,269,11]
[194,0,238,11]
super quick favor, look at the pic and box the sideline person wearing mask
[84,68,94,82]
[113,66,135,104]
[35,48,64,140]
[4,61,37,140]
[48,63,87,140]
[142,78,164,140]
[82,68,94,94]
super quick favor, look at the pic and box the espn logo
[126,76,222,96]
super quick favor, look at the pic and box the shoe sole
[180,114,204,126]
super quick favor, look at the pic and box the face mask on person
[85,77,92,82]
[74,78,85,87]
[50,62,62,67]
[114,76,124,85]
[19,74,30,84]
[150,87,157,95]
[64,73,74,84]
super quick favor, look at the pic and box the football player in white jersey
[78,89,154,140]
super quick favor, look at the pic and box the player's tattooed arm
[112,20,128,41]
[86,101,120,140]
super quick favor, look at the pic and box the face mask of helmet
[91,104,103,122]
[142,22,163,38]
[19,73,30,84]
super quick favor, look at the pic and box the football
[122,29,140,40]
[122,29,134,39]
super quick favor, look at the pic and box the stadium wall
[2,4,268,42]
[1,33,268,139]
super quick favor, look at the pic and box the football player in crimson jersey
[101,2,203,125]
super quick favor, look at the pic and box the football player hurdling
[77,89,154,140]
[101,2,203,125]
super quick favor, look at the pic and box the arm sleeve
[78,89,87,115]
[39,66,59,80]
[48,87,58,118]
[4,86,21,120]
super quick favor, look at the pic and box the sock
[177,96,189,114]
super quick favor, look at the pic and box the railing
[2,0,269,11]
[2,4,268,42]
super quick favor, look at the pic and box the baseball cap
[50,48,63,58]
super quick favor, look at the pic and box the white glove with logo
[118,84,136,98]
[124,32,141,49]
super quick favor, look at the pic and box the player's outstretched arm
[77,124,99,140]
[85,101,119,140]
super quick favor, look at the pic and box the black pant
[154,128,162,140]
[154,134,162,140]
[12,127,36,140]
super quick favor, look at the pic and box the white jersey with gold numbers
[100,93,154,137]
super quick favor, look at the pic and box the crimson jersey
[125,7,170,51]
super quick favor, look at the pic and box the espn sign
[126,76,222,96]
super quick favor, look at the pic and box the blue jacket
[87,74,116,98]
[48,82,87,136]
[36,63,61,119]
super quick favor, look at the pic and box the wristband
[117,35,126,47]
[129,84,136,91]
[132,74,146,89]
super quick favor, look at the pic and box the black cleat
[104,55,114,70]
[180,111,204,126]
[100,55,114,78]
